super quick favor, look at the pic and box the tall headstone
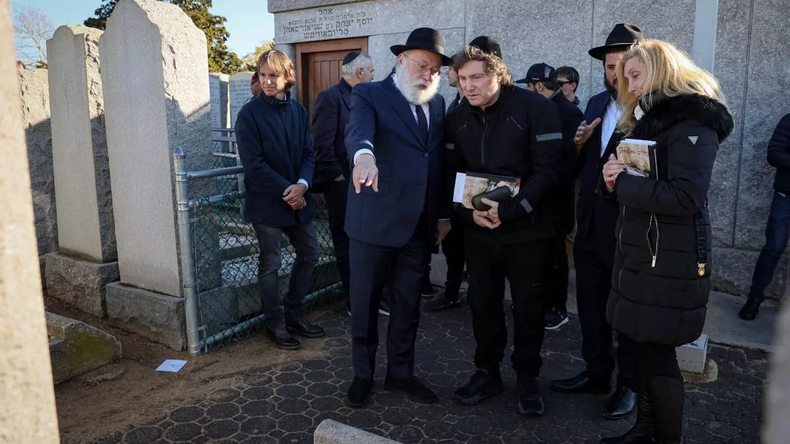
[209,73,230,129]
[18,68,58,283]
[100,0,218,349]
[45,25,120,318]
[229,72,253,127]
[0,0,60,440]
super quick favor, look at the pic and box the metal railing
[174,142,342,355]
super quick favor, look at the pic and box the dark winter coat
[445,84,563,244]
[311,78,353,189]
[235,93,316,227]
[605,93,734,346]
[767,114,790,194]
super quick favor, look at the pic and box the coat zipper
[647,213,660,267]
[619,206,625,254]
[507,114,525,132]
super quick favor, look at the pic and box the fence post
[173,146,202,355]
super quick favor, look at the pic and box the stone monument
[18,68,58,284]
[45,25,120,318]
[100,0,219,349]
[209,72,230,129]
[0,0,60,439]
[229,71,253,127]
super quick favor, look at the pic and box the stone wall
[18,69,58,260]
[270,0,790,300]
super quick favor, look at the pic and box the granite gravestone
[229,72,253,127]
[100,0,219,349]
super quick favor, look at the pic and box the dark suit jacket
[575,90,623,251]
[235,94,315,227]
[312,78,352,188]
[551,90,584,234]
[344,76,448,247]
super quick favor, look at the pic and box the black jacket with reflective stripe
[445,85,562,243]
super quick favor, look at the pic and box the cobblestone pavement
[89,301,767,444]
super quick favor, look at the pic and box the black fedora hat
[588,23,643,60]
[391,27,454,66]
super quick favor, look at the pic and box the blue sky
[12,0,276,58]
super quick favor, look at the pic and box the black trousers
[631,339,682,382]
[442,214,466,299]
[322,178,350,295]
[573,246,636,388]
[466,234,551,377]
[547,233,570,312]
[349,231,428,380]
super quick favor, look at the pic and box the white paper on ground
[156,359,188,373]
[453,172,467,203]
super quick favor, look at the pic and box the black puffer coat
[605,93,734,346]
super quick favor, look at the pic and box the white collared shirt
[600,98,621,157]
[353,75,429,164]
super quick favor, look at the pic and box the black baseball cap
[515,63,556,84]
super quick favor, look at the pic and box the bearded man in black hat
[344,27,453,408]
[549,23,643,421]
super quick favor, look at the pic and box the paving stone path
[89,302,766,444]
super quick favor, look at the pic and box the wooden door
[296,37,368,118]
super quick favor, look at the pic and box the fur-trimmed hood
[632,93,735,143]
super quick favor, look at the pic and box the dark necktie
[416,104,429,143]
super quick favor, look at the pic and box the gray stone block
[274,0,462,44]
[46,312,122,384]
[314,419,401,444]
[733,0,790,251]
[209,73,230,129]
[18,69,58,258]
[230,72,253,128]
[45,253,120,318]
[709,0,751,247]
[106,282,186,350]
[676,334,708,374]
[712,247,787,300]
[47,25,117,263]
[268,0,366,13]
[100,0,214,297]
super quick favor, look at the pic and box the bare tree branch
[13,7,55,68]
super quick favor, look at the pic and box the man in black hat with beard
[550,23,643,421]
[344,27,453,408]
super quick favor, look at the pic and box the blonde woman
[600,40,734,444]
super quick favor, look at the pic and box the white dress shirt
[600,98,621,157]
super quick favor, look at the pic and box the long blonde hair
[616,39,727,134]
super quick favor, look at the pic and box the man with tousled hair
[235,50,325,350]
[446,45,562,416]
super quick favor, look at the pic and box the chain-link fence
[177,133,342,353]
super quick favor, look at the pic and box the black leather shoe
[454,368,504,405]
[285,313,325,338]
[425,296,462,312]
[346,377,374,408]
[551,371,611,394]
[517,376,545,416]
[385,375,438,403]
[738,297,760,321]
[604,385,636,419]
[265,320,300,350]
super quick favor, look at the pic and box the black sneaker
[378,299,391,316]
[454,369,504,405]
[517,377,545,416]
[738,297,760,321]
[384,375,438,403]
[425,297,462,312]
[545,308,569,331]
[421,280,435,297]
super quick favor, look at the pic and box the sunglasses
[557,80,576,86]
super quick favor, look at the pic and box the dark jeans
[547,233,570,313]
[442,215,466,299]
[749,192,790,302]
[323,178,350,295]
[253,221,319,322]
[466,234,551,377]
[574,246,636,388]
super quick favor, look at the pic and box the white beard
[394,61,441,105]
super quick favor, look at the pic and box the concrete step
[46,312,122,384]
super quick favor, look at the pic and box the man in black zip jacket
[740,113,790,320]
[445,45,562,416]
